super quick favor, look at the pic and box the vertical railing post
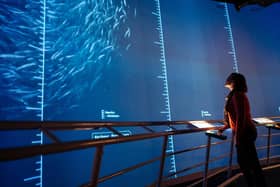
[266,126,272,165]
[203,130,227,187]
[227,132,234,178]
[91,145,104,187]
[157,135,168,187]
[203,135,212,187]
[265,124,280,165]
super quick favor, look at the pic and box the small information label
[91,130,132,140]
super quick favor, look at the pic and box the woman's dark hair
[225,72,248,92]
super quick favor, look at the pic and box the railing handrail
[0,120,219,130]
[1,118,279,162]
[0,126,217,162]
[1,116,280,187]
[0,115,279,130]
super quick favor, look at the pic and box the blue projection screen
[1,0,280,187]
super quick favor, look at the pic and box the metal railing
[0,116,280,187]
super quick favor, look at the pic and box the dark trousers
[236,141,266,187]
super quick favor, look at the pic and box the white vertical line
[155,0,171,120]
[39,0,46,186]
[41,0,46,121]
[39,154,43,187]
[224,3,239,73]
[155,0,177,178]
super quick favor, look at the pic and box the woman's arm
[218,110,230,133]
[231,92,246,140]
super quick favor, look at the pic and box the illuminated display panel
[1,1,280,187]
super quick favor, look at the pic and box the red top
[224,91,257,145]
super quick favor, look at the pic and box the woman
[219,72,266,187]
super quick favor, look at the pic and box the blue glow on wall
[1,0,280,187]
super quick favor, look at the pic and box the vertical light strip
[154,0,177,178]
[40,0,46,186]
[41,0,46,120]
[224,3,239,72]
